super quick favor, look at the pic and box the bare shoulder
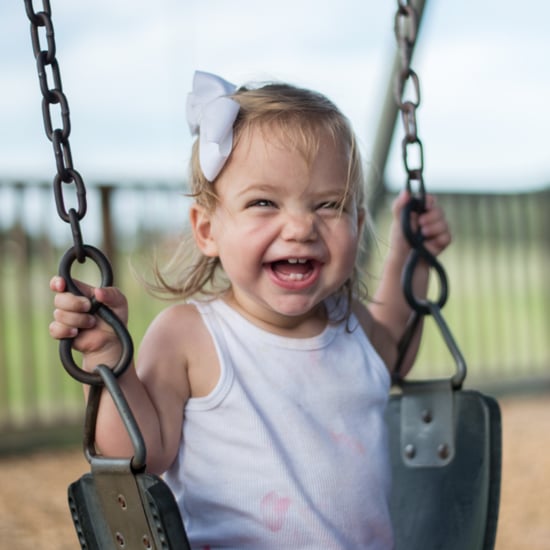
[140,303,203,360]
[352,299,396,371]
[138,302,219,399]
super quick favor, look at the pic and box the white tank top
[164,298,393,549]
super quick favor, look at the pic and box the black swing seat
[386,379,502,550]
[68,463,189,550]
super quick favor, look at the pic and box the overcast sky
[0,1,548,192]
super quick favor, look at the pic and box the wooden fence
[0,181,548,452]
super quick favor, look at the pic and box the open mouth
[269,258,318,283]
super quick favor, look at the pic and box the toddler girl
[50,71,451,549]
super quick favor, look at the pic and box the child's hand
[391,190,452,258]
[49,276,129,370]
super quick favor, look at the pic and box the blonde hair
[150,81,369,308]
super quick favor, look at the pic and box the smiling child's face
[191,124,364,333]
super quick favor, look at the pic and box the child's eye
[317,200,342,211]
[247,199,276,208]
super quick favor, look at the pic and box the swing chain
[392,1,466,388]
[394,0,425,203]
[25,2,84,225]
[394,0,449,317]
[24,0,134,385]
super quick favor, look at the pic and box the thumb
[92,286,127,310]
[391,190,411,218]
[91,286,128,325]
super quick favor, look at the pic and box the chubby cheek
[339,240,360,275]
[330,216,361,250]
[216,230,268,275]
[212,209,264,240]
[330,226,362,279]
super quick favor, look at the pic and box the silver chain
[394,0,426,205]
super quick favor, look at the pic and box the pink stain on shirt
[260,491,292,532]
[330,431,366,455]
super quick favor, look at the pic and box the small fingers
[53,290,92,313]
[51,275,98,297]
[93,286,127,309]
[50,279,95,341]
[53,307,96,330]
[50,275,66,293]
[419,210,452,253]
[419,214,448,238]
[49,320,78,340]
[391,190,411,217]
[390,192,452,257]
[424,232,452,255]
[50,308,97,340]
[93,287,129,324]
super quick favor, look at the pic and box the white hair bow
[186,71,240,181]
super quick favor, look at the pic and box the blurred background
[0,1,548,549]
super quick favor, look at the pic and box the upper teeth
[288,258,307,264]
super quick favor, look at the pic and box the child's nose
[280,212,317,242]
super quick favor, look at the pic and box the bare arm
[49,277,190,474]
[368,192,451,376]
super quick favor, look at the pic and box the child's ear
[190,203,219,257]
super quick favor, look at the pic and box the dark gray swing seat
[68,365,191,550]
[386,380,502,550]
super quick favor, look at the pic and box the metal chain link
[394,0,448,313]
[394,0,426,204]
[392,1,467,387]
[24,1,133,385]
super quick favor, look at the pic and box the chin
[269,296,325,319]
